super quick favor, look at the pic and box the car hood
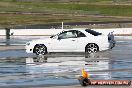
[28,38,51,45]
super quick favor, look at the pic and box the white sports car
[26,29,115,55]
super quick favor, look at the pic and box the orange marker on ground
[78,68,131,86]
[81,68,88,78]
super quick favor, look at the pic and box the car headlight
[26,42,30,46]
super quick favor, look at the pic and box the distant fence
[0,28,132,36]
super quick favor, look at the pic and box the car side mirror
[50,35,54,38]
[58,37,61,40]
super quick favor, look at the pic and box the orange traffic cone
[78,68,90,86]
[81,68,89,78]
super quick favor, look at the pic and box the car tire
[85,43,99,54]
[34,44,47,55]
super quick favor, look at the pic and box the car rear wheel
[85,43,99,54]
[34,44,47,55]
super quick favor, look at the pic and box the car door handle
[72,40,75,41]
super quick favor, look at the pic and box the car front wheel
[85,43,99,54]
[34,44,47,55]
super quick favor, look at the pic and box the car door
[75,30,87,51]
[51,30,78,52]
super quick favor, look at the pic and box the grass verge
[0,0,132,28]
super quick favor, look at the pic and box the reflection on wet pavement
[0,36,132,87]
[0,56,111,86]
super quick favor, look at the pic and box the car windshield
[85,29,102,36]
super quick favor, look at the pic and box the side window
[58,31,67,39]
[58,31,77,39]
[77,31,86,37]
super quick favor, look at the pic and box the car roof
[63,28,86,31]
[62,28,102,36]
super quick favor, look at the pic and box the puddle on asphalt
[0,53,132,86]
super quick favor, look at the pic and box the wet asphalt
[0,36,132,87]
